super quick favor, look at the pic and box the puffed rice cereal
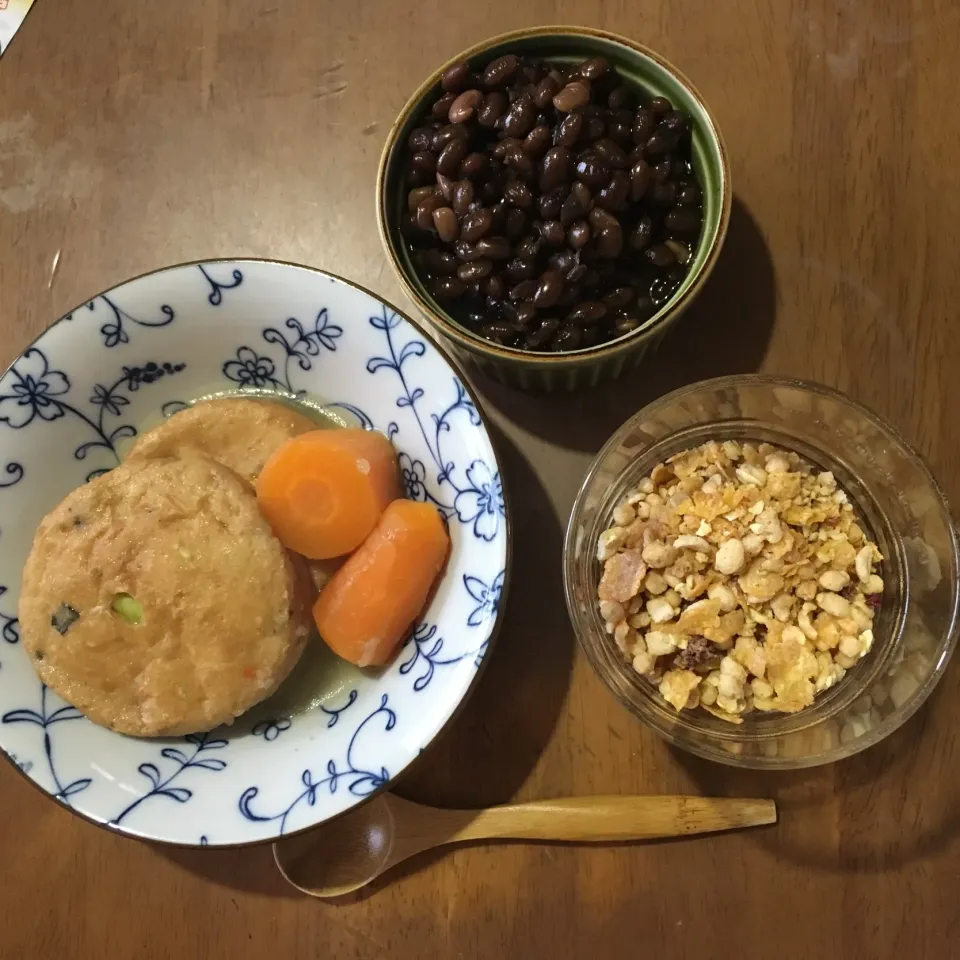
[595,440,884,723]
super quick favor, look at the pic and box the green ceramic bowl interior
[380,29,728,359]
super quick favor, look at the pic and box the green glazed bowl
[377,26,731,392]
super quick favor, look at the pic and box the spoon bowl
[273,791,777,897]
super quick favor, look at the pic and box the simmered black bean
[441,62,471,94]
[401,51,704,352]
[431,96,457,124]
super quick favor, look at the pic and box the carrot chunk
[313,500,450,667]
[255,429,400,559]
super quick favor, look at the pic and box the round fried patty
[19,456,310,737]
[125,397,318,481]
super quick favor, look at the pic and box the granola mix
[595,440,884,723]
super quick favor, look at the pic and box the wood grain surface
[2,1,959,957]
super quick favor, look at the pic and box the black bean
[432,93,457,120]
[552,325,582,350]
[560,181,592,226]
[505,208,527,239]
[424,249,458,275]
[524,318,560,349]
[533,76,560,108]
[614,315,641,335]
[460,208,493,243]
[607,86,630,110]
[660,110,689,136]
[515,234,541,258]
[432,123,469,151]
[553,81,591,113]
[509,279,537,300]
[452,180,475,216]
[455,239,481,261]
[664,207,703,233]
[583,115,606,142]
[489,201,508,233]
[538,185,567,220]
[441,61,472,93]
[629,216,654,251]
[652,159,673,183]
[596,171,629,211]
[602,286,635,309]
[650,96,672,118]
[411,151,437,179]
[567,221,591,249]
[478,91,508,128]
[556,112,583,147]
[534,269,564,308]
[434,276,466,299]
[504,180,534,209]
[539,146,573,191]
[549,249,578,274]
[630,160,651,201]
[458,259,494,282]
[480,321,514,342]
[459,152,488,179]
[592,138,628,169]
[416,194,445,230]
[437,139,469,177]
[448,89,484,124]
[475,235,512,260]
[677,182,701,205]
[523,125,552,157]
[538,219,566,246]
[502,146,534,177]
[505,257,537,282]
[432,206,460,242]
[596,223,624,258]
[645,131,676,156]
[649,181,677,206]
[578,56,610,80]
[503,93,536,138]
[644,243,677,267]
[408,185,435,214]
[636,294,656,318]
[504,300,536,327]
[408,127,434,152]
[632,108,654,144]
[485,274,506,299]
[567,301,607,324]
[484,54,521,88]
[574,156,610,189]
[436,172,455,200]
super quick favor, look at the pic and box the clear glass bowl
[563,376,960,768]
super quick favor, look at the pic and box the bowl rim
[0,256,515,849]
[563,373,960,768]
[376,24,733,366]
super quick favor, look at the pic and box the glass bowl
[563,375,960,768]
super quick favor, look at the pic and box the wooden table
[2,1,958,957]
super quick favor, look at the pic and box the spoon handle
[449,795,776,843]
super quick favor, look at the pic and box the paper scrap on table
[0,0,36,56]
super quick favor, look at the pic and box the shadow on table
[156,422,574,899]
[667,678,960,873]
[479,196,777,453]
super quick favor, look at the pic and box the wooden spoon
[273,792,777,897]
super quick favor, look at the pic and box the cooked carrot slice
[255,429,400,559]
[313,499,450,667]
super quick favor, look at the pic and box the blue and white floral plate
[0,260,510,847]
